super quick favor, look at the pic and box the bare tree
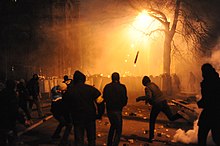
[127,0,220,94]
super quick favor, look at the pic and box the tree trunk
[163,32,172,75]
[162,23,172,95]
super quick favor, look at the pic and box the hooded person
[62,70,104,146]
[27,74,44,118]
[136,76,184,143]
[197,63,220,146]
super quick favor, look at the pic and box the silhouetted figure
[188,71,196,92]
[171,73,181,95]
[62,75,72,88]
[27,74,44,118]
[17,79,32,125]
[197,63,220,146]
[136,76,183,143]
[103,72,128,146]
[63,70,104,146]
[0,80,18,146]
[50,82,72,144]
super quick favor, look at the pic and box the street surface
[15,97,215,146]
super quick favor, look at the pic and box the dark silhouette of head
[63,75,69,81]
[111,72,120,82]
[33,74,39,80]
[73,70,86,84]
[201,63,219,80]
[142,76,151,86]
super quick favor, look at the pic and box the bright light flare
[129,10,162,42]
[125,10,164,76]
[134,10,153,30]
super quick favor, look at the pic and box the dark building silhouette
[0,0,81,80]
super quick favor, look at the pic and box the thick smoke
[173,120,215,145]
[32,0,220,81]
[172,40,220,146]
[209,38,220,73]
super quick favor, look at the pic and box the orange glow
[122,10,164,76]
[129,10,163,43]
[61,9,165,77]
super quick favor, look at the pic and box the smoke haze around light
[32,0,220,93]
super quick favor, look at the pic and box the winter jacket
[144,82,166,105]
[27,78,39,97]
[63,82,104,122]
[103,82,128,112]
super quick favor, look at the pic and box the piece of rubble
[143,130,148,134]
[157,132,162,137]
[97,133,102,138]
[128,139,134,144]
[129,112,137,116]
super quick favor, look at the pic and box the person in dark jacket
[51,83,68,138]
[197,63,220,146]
[17,79,32,125]
[63,70,104,146]
[27,74,44,118]
[0,80,18,146]
[50,82,73,146]
[103,72,128,146]
[136,76,183,143]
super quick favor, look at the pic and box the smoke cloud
[173,119,215,145]
[21,0,220,81]
[172,39,220,145]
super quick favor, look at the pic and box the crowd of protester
[0,74,45,146]
[0,63,219,146]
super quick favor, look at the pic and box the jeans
[149,100,182,140]
[52,116,72,141]
[29,95,44,117]
[107,111,123,146]
[198,110,220,146]
[73,120,96,146]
